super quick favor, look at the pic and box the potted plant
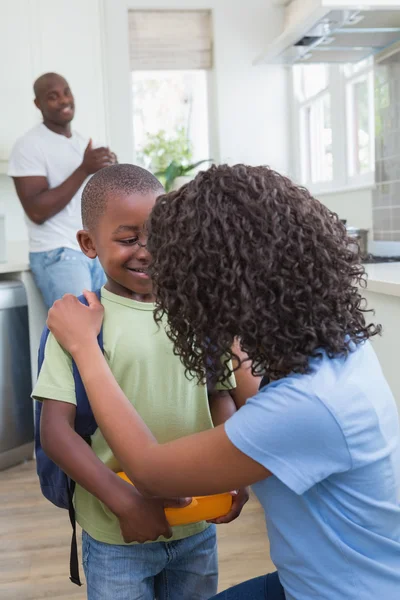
[138,128,212,191]
[155,159,212,192]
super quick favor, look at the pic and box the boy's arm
[35,330,188,543]
[230,339,262,408]
[208,390,237,426]
[40,399,132,514]
[40,398,180,543]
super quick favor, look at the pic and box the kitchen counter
[361,264,400,412]
[0,241,30,274]
[0,242,46,387]
[364,263,400,298]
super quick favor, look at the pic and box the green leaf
[181,159,213,175]
[164,161,183,192]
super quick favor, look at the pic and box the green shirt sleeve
[32,332,77,405]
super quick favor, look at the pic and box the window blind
[128,10,213,71]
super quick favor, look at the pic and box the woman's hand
[47,290,104,356]
[207,487,250,524]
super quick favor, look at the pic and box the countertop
[364,263,400,298]
[0,241,30,275]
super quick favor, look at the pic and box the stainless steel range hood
[256,1,400,65]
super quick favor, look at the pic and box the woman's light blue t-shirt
[225,342,400,600]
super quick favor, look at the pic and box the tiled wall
[373,47,400,241]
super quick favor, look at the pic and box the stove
[362,255,400,264]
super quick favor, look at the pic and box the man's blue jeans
[30,247,106,308]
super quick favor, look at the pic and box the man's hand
[81,139,116,176]
[114,486,191,543]
[207,488,249,524]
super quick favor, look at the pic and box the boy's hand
[115,488,191,544]
[207,488,249,525]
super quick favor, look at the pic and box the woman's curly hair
[148,164,380,383]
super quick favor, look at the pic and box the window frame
[345,62,375,188]
[291,61,375,195]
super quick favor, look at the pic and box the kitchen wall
[373,44,400,242]
[1,0,289,246]
[317,188,373,230]
[0,0,108,246]
[0,176,26,243]
[103,0,289,169]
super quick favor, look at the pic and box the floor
[0,461,274,600]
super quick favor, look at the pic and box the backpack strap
[73,289,103,440]
[68,289,104,586]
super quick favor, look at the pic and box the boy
[32,164,247,600]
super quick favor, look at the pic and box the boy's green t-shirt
[33,287,234,545]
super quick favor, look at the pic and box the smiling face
[78,191,159,302]
[34,74,75,128]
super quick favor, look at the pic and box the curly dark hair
[148,164,380,383]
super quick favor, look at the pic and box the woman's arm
[46,293,270,498]
[73,342,270,498]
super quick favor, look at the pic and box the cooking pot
[345,227,369,258]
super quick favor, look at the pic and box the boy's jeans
[30,247,106,308]
[82,525,218,600]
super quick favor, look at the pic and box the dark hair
[148,164,380,383]
[81,163,163,230]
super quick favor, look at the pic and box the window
[292,58,374,193]
[132,70,209,171]
[129,11,212,173]
[345,59,375,182]
[294,65,332,186]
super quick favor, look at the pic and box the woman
[47,164,400,599]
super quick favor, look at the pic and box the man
[8,72,117,307]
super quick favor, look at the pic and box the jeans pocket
[42,247,65,268]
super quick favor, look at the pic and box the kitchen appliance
[346,227,369,259]
[0,281,34,470]
[255,3,400,65]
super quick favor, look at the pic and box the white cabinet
[0,0,107,165]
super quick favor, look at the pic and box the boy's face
[78,191,159,301]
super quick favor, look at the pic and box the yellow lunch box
[117,472,233,526]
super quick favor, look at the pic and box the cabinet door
[0,0,38,163]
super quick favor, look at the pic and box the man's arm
[13,140,115,224]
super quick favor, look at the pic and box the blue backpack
[35,291,103,586]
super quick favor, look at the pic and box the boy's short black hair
[81,164,164,230]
